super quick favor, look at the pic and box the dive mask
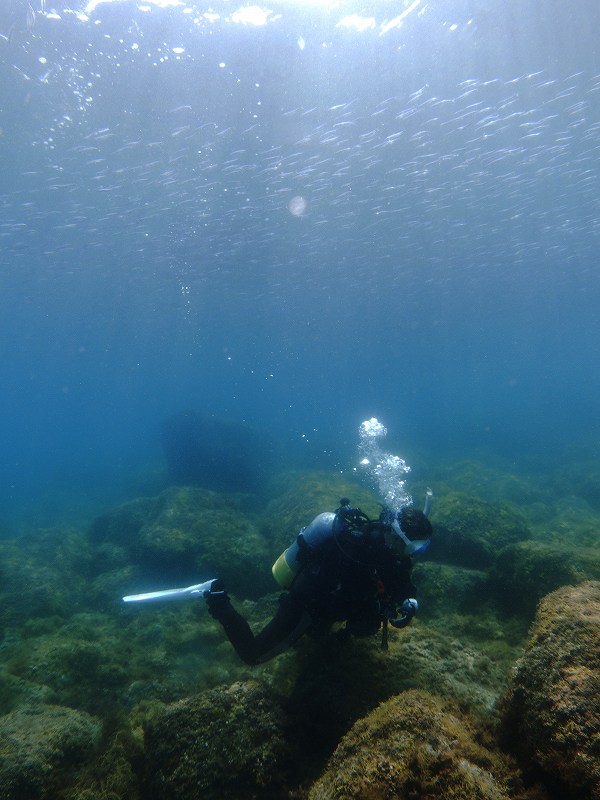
[391,516,430,556]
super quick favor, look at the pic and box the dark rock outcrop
[161,411,272,493]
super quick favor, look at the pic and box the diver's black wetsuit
[206,513,416,665]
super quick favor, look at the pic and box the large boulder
[431,492,531,569]
[286,624,514,774]
[412,560,491,618]
[492,540,600,614]
[90,487,272,598]
[502,580,600,799]
[308,689,521,800]
[143,680,289,800]
[0,530,92,627]
[0,704,101,800]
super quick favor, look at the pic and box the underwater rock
[492,540,600,614]
[0,704,101,800]
[11,614,132,715]
[161,410,273,493]
[308,689,519,800]
[423,459,546,507]
[431,492,531,569]
[89,496,157,544]
[65,727,142,800]
[136,487,272,598]
[502,580,600,800]
[90,486,272,598]
[143,679,288,800]
[553,459,600,511]
[413,560,491,618]
[0,529,93,627]
[286,622,513,781]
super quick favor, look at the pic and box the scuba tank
[271,512,337,589]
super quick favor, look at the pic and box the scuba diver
[203,498,433,665]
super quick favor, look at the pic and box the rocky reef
[502,581,600,800]
[308,689,523,800]
[0,456,597,799]
[144,680,288,800]
[0,704,101,800]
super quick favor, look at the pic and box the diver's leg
[206,589,311,665]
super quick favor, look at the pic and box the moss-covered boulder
[137,487,270,597]
[431,492,531,569]
[492,540,600,614]
[89,487,272,598]
[308,689,520,800]
[424,459,545,507]
[0,704,101,800]
[286,623,514,781]
[0,530,93,627]
[143,679,289,800]
[89,497,157,545]
[502,581,600,800]
[413,560,491,618]
[62,727,143,800]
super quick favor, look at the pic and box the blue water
[1,0,599,526]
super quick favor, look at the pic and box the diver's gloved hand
[203,579,226,598]
[203,579,230,619]
[390,598,418,629]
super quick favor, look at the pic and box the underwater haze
[1,0,600,525]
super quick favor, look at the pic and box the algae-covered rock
[431,492,531,569]
[137,487,271,597]
[63,727,143,800]
[413,560,491,618]
[144,679,288,800]
[492,540,600,614]
[308,689,518,800]
[554,459,600,511]
[6,613,135,715]
[0,529,92,627]
[89,496,157,544]
[89,487,272,598]
[502,580,600,800]
[286,624,513,779]
[424,459,545,507]
[0,704,101,800]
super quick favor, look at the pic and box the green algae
[431,491,531,569]
[308,689,525,800]
[144,679,289,800]
[0,704,101,800]
[502,581,600,800]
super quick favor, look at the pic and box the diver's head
[388,506,432,556]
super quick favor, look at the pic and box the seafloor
[0,453,599,800]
